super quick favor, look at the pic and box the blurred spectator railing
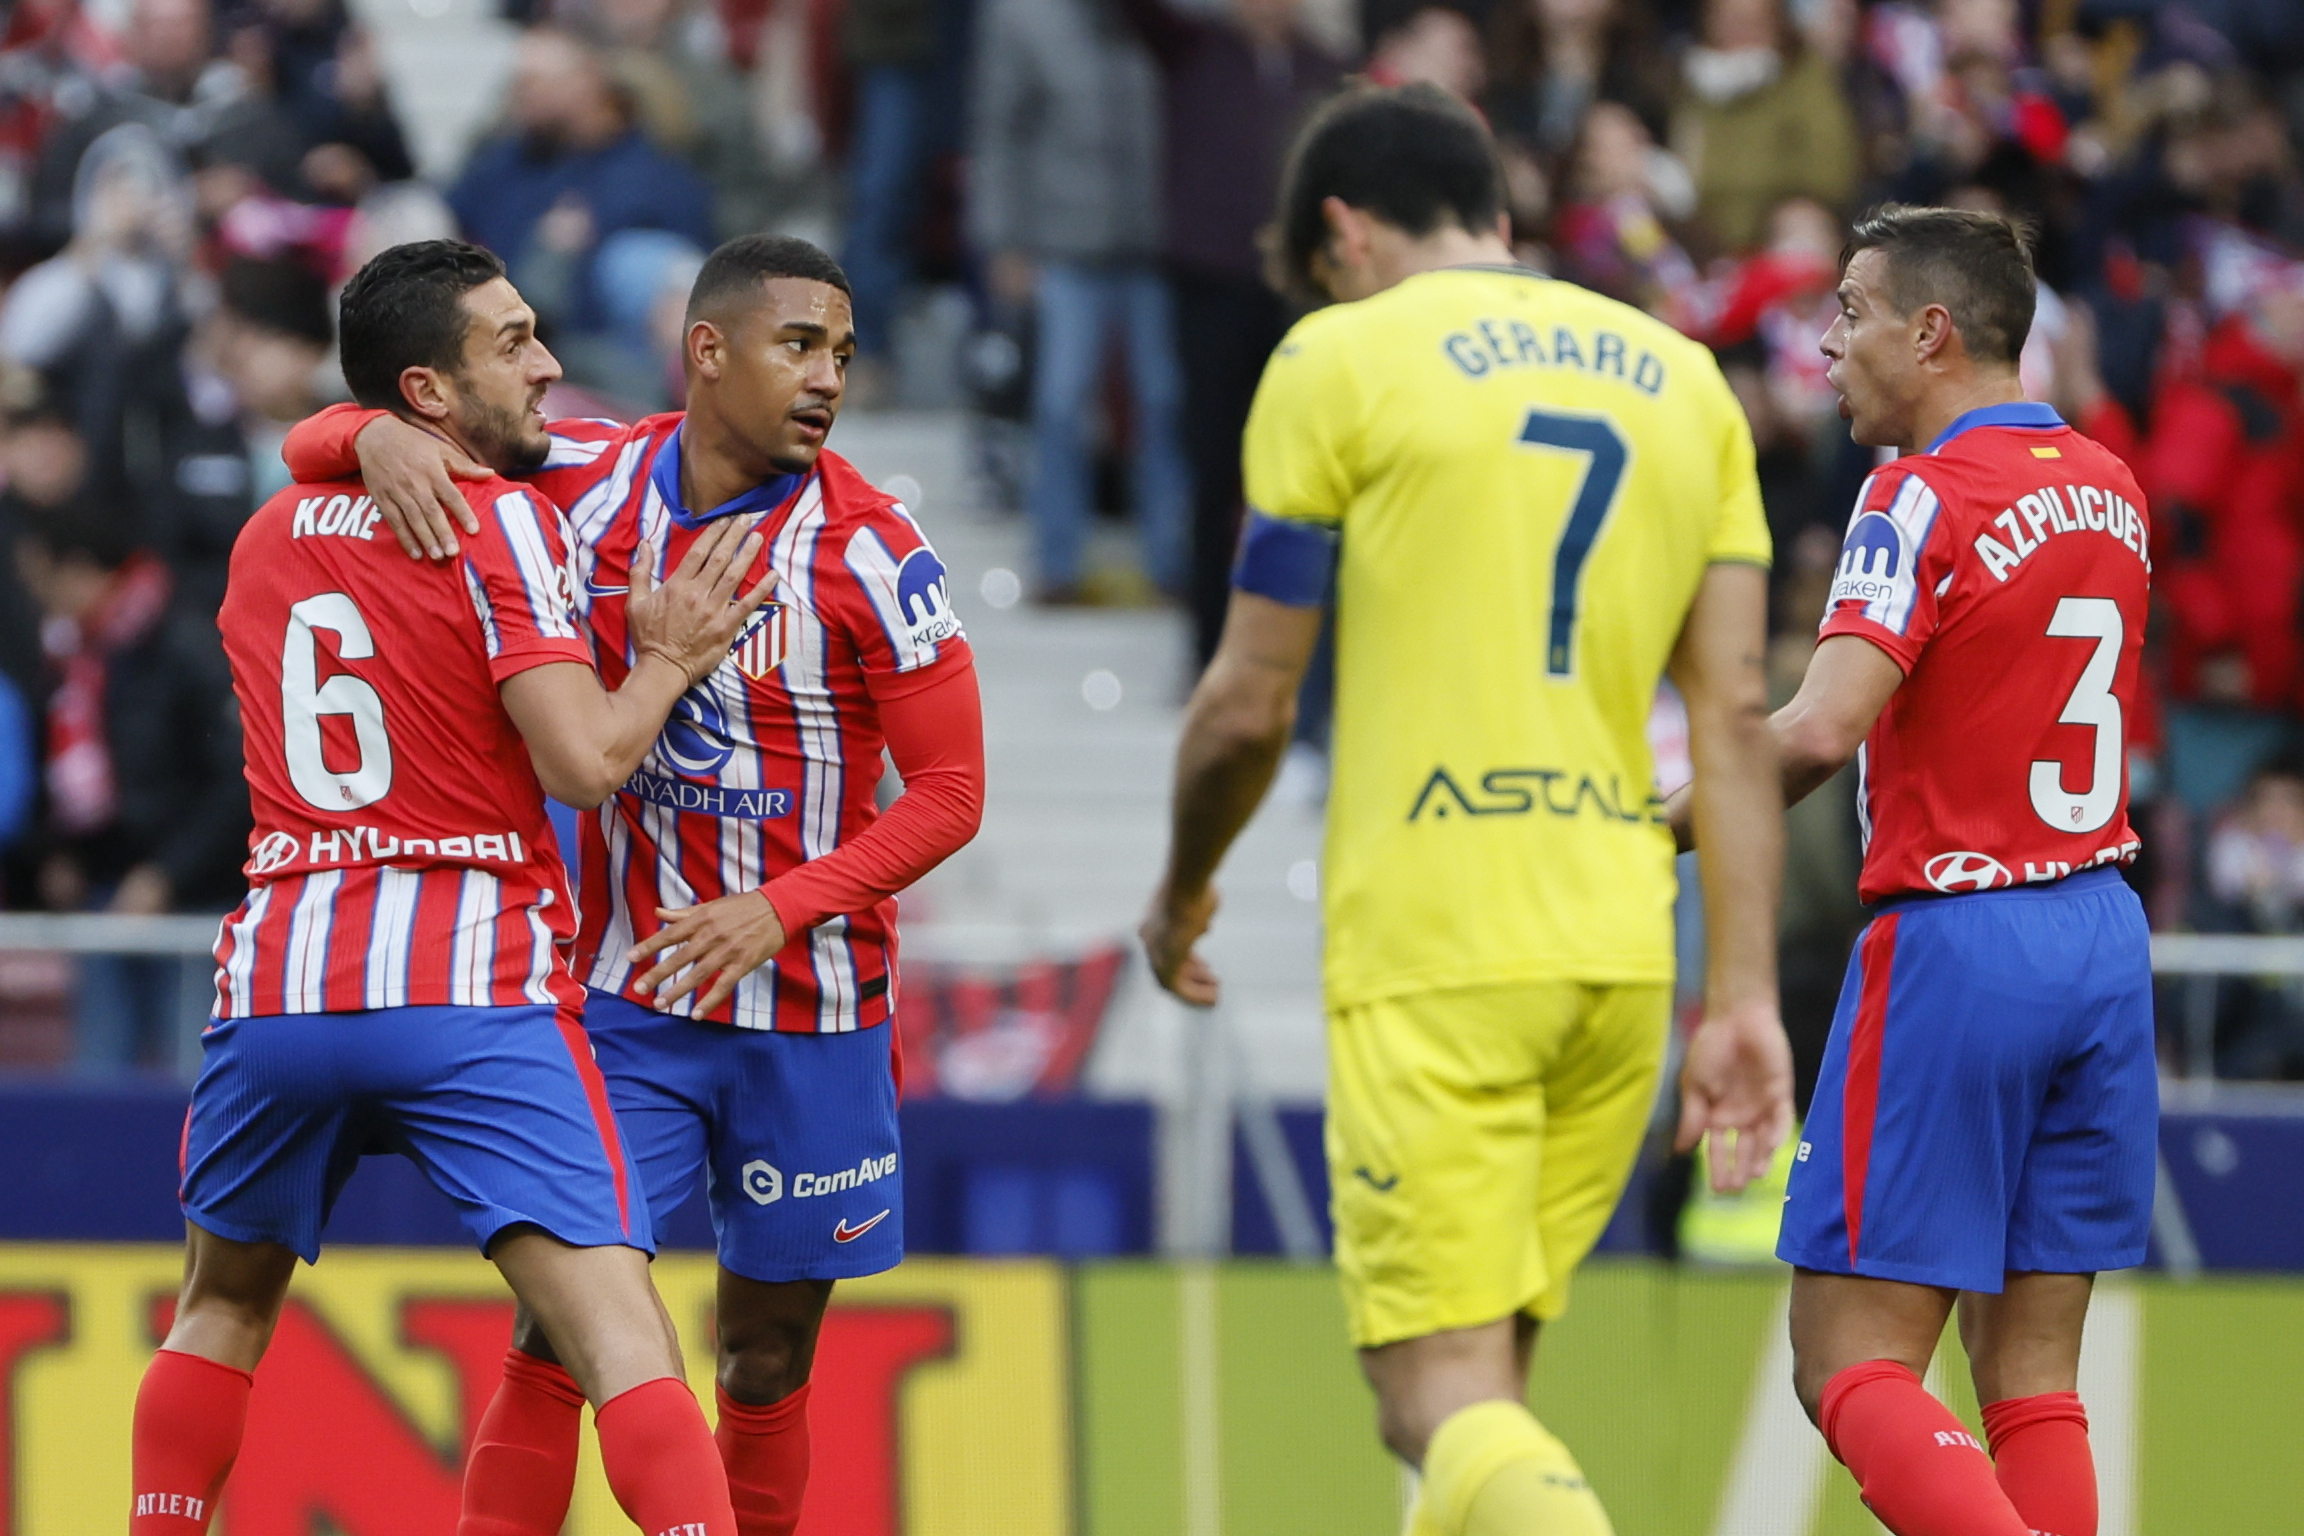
[2152,935,2304,1083]
[0,914,228,954]
[5,918,2304,1090]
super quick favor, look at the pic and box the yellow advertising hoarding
[0,1246,1067,1536]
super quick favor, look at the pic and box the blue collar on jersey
[649,425,803,529]
[1925,400,2065,454]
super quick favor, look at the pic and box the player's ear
[687,317,724,382]
[1912,303,1959,368]
[398,365,454,424]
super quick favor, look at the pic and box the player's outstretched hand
[629,890,788,1015]
[353,413,489,561]
[1675,999,1794,1194]
[1141,884,1221,1007]
[626,519,777,685]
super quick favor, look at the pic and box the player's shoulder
[810,450,962,648]
[2050,423,2147,495]
[540,412,647,468]
[812,449,924,538]
[466,472,561,525]
[1263,301,1362,379]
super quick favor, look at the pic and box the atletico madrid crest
[733,601,787,680]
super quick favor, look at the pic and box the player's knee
[1369,1384,1439,1467]
[1790,1351,1832,1428]
[716,1313,819,1405]
[716,1337,809,1406]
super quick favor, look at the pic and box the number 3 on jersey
[2032,595,2122,835]
[283,592,393,811]
[1518,408,1628,677]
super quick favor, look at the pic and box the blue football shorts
[584,988,903,1283]
[181,1001,652,1262]
[1779,867,2158,1293]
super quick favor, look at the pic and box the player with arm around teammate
[1669,206,2156,1536]
[131,240,777,1536]
[276,235,986,1536]
[1142,85,1792,1536]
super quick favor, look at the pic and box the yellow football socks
[1419,1400,1613,1536]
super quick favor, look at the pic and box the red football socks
[458,1348,586,1536]
[130,1349,253,1533]
[595,1376,740,1536]
[1819,1360,2032,1536]
[715,1382,812,1536]
[1983,1390,2097,1536]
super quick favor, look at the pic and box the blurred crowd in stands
[0,0,2302,1077]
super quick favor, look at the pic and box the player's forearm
[1160,690,1293,903]
[1772,700,1851,809]
[1668,564,1782,1011]
[1686,697,1784,1013]
[763,761,983,932]
[583,656,697,800]
[762,661,987,933]
[507,655,692,807]
[282,402,380,482]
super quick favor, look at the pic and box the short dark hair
[1843,204,2036,368]
[685,234,851,326]
[1275,83,1504,299]
[337,240,508,411]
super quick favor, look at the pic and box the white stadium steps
[832,412,1328,1103]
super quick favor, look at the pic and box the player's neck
[411,417,496,477]
[1905,371,2026,456]
[676,411,778,514]
[1368,226,1518,292]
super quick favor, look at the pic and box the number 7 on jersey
[1518,408,1629,678]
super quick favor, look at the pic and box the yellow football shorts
[1326,980,1670,1349]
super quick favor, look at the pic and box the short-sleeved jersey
[212,476,594,1017]
[1242,266,1772,1005]
[1819,402,2150,904]
[525,416,971,1033]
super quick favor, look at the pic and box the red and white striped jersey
[526,415,971,1033]
[211,475,593,1018]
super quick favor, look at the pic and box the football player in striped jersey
[279,235,986,1536]
[137,240,772,1536]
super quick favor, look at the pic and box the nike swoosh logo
[1353,1168,1398,1193]
[833,1209,891,1243]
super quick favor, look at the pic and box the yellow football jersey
[1242,266,1771,1006]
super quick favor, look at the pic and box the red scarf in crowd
[42,551,171,835]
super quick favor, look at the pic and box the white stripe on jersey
[283,870,342,1013]
[496,491,580,641]
[567,439,652,620]
[589,802,639,997]
[215,883,273,1017]
[774,483,859,1032]
[1868,475,1942,634]
[643,796,699,1014]
[703,640,779,1031]
[450,870,500,1006]
[543,431,612,469]
[843,519,944,672]
[524,904,557,1006]
[363,867,422,1010]
[1855,741,1874,854]
[464,562,501,658]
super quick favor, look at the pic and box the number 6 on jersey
[283,592,393,811]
